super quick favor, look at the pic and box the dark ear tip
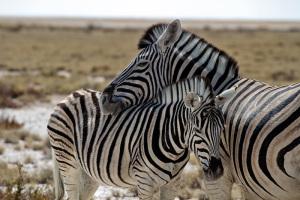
[173,19,180,24]
[170,19,181,28]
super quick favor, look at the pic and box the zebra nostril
[209,156,223,172]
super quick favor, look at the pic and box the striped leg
[136,180,157,200]
[160,179,179,200]
[205,164,233,200]
[198,179,209,200]
[231,183,246,200]
[135,173,158,200]
[56,161,99,200]
[58,162,81,200]
[52,154,64,200]
[79,170,99,200]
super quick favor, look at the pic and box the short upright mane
[156,76,214,104]
[138,23,239,75]
[138,24,168,49]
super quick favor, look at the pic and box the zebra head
[100,19,182,114]
[184,83,237,181]
[101,19,239,115]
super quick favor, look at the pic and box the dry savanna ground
[0,20,300,107]
[0,19,300,199]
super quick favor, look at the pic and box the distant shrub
[0,115,23,130]
[271,70,296,81]
[0,163,54,200]
[24,156,33,164]
[4,134,19,144]
[0,145,4,155]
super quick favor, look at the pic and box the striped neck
[152,76,215,158]
[155,76,214,105]
[139,24,240,94]
[171,31,240,94]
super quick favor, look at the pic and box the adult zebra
[101,20,300,199]
[48,76,235,200]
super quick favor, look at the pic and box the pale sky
[0,0,300,20]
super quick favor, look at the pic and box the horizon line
[0,15,300,23]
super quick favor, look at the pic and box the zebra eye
[137,60,150,68]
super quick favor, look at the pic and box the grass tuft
[0,115,23,130]
[0,163,54,200]
[0,145,4,155]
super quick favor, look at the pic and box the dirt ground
[0,18,300,107]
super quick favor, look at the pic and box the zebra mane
[138,23,168,49]
[156,76,215,104]
[138,23,239,76]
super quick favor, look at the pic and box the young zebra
[48,76,235,200]
[101,20,300,199]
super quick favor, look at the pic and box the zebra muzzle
[100,92,126,115]
[203,156,224,181]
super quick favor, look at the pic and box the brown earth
[0,18,300,105]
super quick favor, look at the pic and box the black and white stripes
[48,76,232,200]
[101,19,300,200]
[219,79,300,200]
[100,19,239,115]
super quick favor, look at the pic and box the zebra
[100,19,300,199]
[48,76,235,200]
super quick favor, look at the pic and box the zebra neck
[156,76,213,104]
[172,33,240,94]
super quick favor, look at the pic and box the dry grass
[0,129,42,146]
[0,115,23,129]
[0,145,4,155]
[0,163,54,200]
[0,161,19,185]
[0,26,141,107]
[0,24,299,107]
[192,29,300,86]
[24,156,34,164]
[4,135,19,144]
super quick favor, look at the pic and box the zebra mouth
[100,83,128,115]
[203,157,224,181]
[100,93,126,115]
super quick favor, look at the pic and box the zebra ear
[215,86,237,106]
[157,19,182,52]
[184,92,202,109]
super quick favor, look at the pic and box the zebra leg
[136,177,158,200]
[60,166,81,200]
[79,169,99,200]
[231,183,246,200]
[136,182,158,200]
[198,179,209,200]
[205,164,233,200]
[159,180,179,200]
[52,151,64,200]
[52,154,81,200]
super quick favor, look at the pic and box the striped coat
[101,20,300,199]
[48,76,232,200]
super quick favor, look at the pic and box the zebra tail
[52,150,65,200]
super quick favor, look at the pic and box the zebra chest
[132,147,189,187]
